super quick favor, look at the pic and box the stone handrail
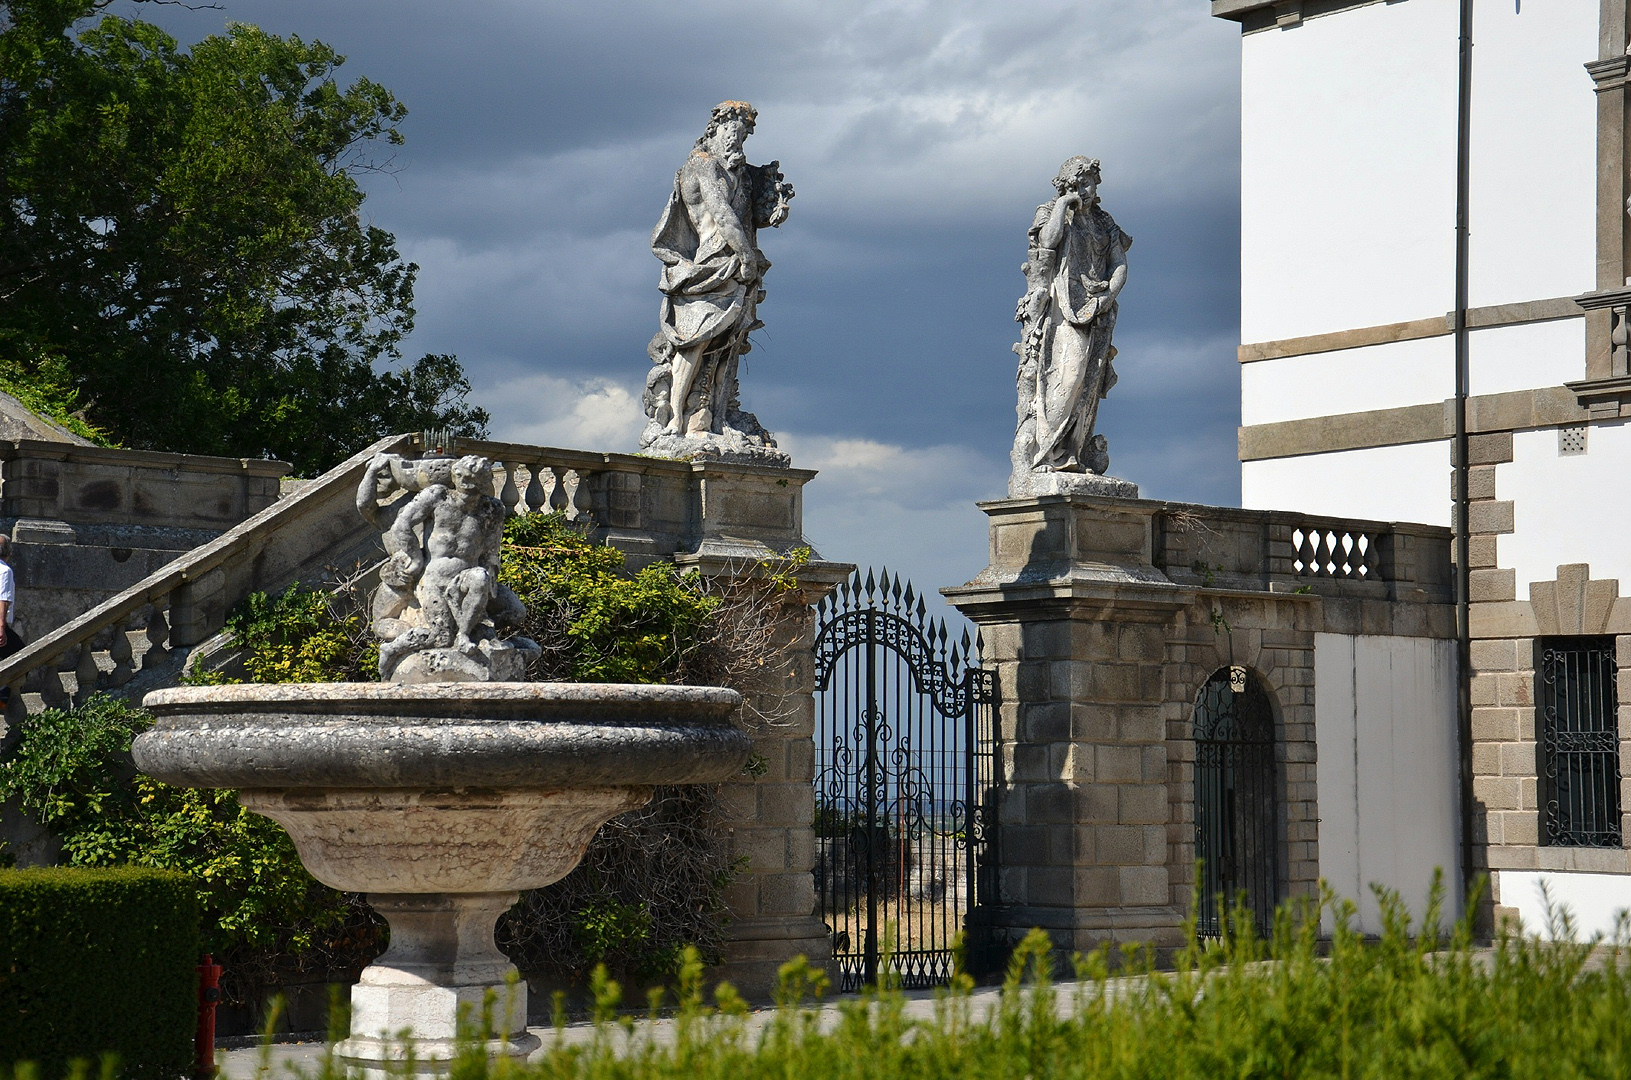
[0,434,818,728]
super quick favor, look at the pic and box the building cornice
[1238,296,1584,364]
[1212,0,1396,34]
[1238,385,1596,462]
[1585,55,1631,92]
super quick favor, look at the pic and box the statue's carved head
[696,100,758,152]
[451,454,493,495]
[1052,156,1102,195]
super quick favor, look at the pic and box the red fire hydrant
[196,955,223,1078]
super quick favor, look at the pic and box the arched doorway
[1193,665,1279,936]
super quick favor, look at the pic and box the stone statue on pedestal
[639,100,794,466]
[357,452,538,682]
[1009,156,1137,499]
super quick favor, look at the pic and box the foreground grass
[253,881,1630,1080]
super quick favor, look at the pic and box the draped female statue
[1009,156,1136,498]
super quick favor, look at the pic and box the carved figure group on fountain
[640,100,794,466]
[356,452,538,683]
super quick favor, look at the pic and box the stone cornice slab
[1238,296,1584,364]
[1214,0,1398,34]
[1239,386,1589,460]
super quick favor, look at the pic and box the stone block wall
[701,587,836,994]
[0,441,290,640]
[1163,605,1322,921]
[947,493,1454,958]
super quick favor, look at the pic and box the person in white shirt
[0,534,13,632]
[0,533,16,704]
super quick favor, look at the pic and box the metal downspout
[1453,0,1477,918]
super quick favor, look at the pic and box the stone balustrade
[0,439,289,531]
[1150,501,1453,602]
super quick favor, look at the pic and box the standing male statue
[639,100,794,465]
[1009,156,1137,498]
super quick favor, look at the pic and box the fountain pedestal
[340,892,535,1064]
[133,683,748,1072]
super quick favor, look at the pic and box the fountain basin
[133,681,749,1071]
[135,682,750,790]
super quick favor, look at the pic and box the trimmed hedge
[0,867,198,1079]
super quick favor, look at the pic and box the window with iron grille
[1537,637,1622,847]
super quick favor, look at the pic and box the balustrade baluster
[108,622,135,687]
[498,462,521,514]
[145,605,172,664]
[4,680,25,727]
[39,655,70,710]
[1295,529,1317,576]
[523,465,547,514]
[73,643,100,706]
[549,468,570,514]
[568,470,595,522]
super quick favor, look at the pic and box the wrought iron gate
[1193,665,1279,937]
[813,569,996,990]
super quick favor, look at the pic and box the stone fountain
[132,453,750,1070]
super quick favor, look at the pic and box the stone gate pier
[945,492,1458,957]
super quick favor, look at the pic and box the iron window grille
[1537,637,1622,848]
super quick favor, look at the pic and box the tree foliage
[0,0,488,472]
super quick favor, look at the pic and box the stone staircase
[0,432,818,735]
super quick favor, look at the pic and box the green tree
[0,0,488,473]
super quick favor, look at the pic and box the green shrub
[215,582,378,684]
[500,512,719,683]
[0,867,197,1080]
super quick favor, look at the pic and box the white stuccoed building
[1214,0,1631,937]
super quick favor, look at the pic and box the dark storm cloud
[117,0,1242,603]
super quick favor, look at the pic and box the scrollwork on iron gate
[813,569,996,991]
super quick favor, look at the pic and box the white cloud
[778,432,1005,618]
[482,371,645,452]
